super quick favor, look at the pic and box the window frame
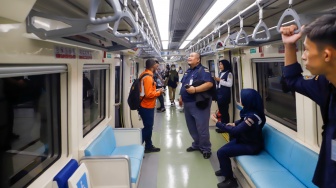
[0,64,66,187]
[82,64,109,136]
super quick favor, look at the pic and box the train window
[82,65,108,135]
[232,57,242,104]
[254,60,297,130]
[207,60,216,77]
[0,65,65,187]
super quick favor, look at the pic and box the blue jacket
[283,62,336,188]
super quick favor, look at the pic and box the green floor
[138,98,227,188]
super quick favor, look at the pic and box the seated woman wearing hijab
[210,88,265,188]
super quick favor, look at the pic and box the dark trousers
[138,107,155,149]
[217,139,261,178]
[218,102,230,124]
[184,101,212,153]
[157,86,164,109]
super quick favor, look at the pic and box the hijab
[219,59,232,73]
[240,88,266,125]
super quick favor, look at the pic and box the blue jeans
[138,107,155,149]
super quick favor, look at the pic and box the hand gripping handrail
[276,0,301,34]
[252,0,271,42]
[235,12,249,46]
[113,1,139,38]
[89,0,122,24]
[223,23,235,49]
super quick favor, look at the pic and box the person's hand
[280,25,303,45]
[186,86,196,94]
[226,123,235,127]
[211,114,218,123]
[179,96,183,107]
[214,76,220,82]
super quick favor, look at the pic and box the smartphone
[184,84,190,89]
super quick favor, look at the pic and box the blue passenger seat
[53,159,79,188]
[236,124,318,188]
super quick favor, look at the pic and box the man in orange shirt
[139,59,164,153]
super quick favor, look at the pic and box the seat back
[53,159,79,188]
[68,163,91,188]
[85,126,116,156]
[262,124,293,166]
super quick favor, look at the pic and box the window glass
[83,69,106,135]
[207,60,215,77]
[232,57,242,103]
[255,61,297,130]
[0,73,61,187]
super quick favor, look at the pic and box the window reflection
[232,57,241,103]
[82,70,106,135]
[256,61,297,130]
[0,74,61,187]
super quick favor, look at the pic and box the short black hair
[303,14,336,49]
[146,59,156,69]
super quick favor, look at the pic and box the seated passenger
[210,88,265,188]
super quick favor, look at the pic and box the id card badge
[332,139,336,161]
[189,78,193,85]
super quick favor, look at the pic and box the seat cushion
[236,151,287,176]
[112,145,144,160]
[129,158,142,183]
[251,171,306,188]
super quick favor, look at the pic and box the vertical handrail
[276,0,301,34]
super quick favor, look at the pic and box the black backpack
[127,73,151,110]
[198,66,217,101]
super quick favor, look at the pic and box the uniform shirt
[283,62,336,188]
[217,71,233,88]
[139,70,161,108]
[180,64,213,103]
[216,114,264,146]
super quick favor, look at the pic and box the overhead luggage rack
[26,0,162,58]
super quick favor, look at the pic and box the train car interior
[1,0,336,187]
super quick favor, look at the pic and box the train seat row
[236,124,318,188]
[53,126,144,188]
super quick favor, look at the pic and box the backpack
[127,73,151,110]
[198,66,217,101]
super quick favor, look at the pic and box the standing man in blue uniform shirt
[179,52,214,159]
[280,14,336,188]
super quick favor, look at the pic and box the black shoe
[215,170,223,176]
[216,129,226,133]
[217,178,238,188]
[203,152,212,159]
[145,146,161,153]
[186,147,199,152]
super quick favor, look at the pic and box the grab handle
[89,0,122,24]
[113,8,140,38]
[252,1,270,42]
[235,12,249,46]
[276,8,301,34]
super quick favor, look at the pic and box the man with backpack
[139,59,164,153]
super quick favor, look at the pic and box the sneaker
[217,178,238,188]
[145,146,161,153]
[186,146,199,152]
[160,108,166,112]
[203,152,212,159]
